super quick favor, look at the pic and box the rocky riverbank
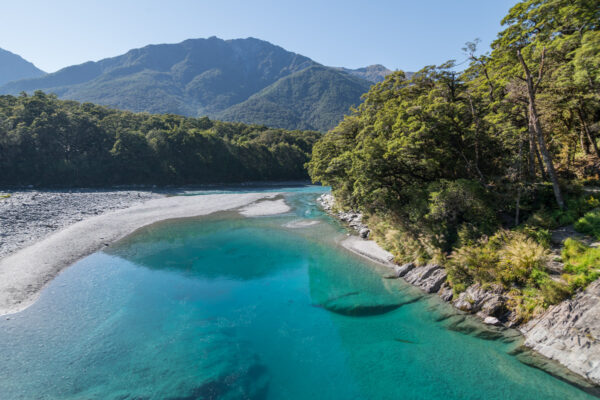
[0,189,162,259]
[318,193,600,386]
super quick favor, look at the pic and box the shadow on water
[314,291,424,317]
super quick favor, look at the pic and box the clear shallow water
[0,189,597,399]
[179,182,330,196]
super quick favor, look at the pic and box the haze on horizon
[2,0,516,73]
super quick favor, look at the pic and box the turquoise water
[0,188,597,399]
[178,182,330,196]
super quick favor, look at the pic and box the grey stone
[438,284,454,302]
[484,316,501,326]
[403,264,447,294]
[452,284,506,316]
[394,262,415,277]
[521,279,600,385]
[359,228,370,239]
[481,295,505,317]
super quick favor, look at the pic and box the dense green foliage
[0,48,45,86]
[0,37,375,132]
[218,66,372,131]
[310,0,600,249]
[574,209,600,239]
[309,0,600,316]
[561,238,600,291]
[0,91,320,186]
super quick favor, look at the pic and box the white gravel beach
[0,190,161,259]
[340,236,395,266]
[0,191,287,316]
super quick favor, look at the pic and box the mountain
[0,48,45,86]
[337,64,393,83]
[0,37,385,131]
[0,37,317,116]
[218,66,372,131]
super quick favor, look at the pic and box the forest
[0,91,320,186]
[309,0,600,320]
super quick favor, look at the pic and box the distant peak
[0,47,45,86]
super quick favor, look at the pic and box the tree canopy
[309,0,600,253]
[0,91,320,186]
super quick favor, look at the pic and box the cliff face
[521,280,600,385]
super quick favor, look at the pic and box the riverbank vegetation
[309,0,600,319]
[0,92,320,186]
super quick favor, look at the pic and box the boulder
[403,264,447,294]
[481,294,505,317]
[317,194,335,211]
[394,262,415,277]
[452,283,506,316]
[438,284,454,302]
[359,228,370,239]
[484,316,501,326]
[420,268,447,293]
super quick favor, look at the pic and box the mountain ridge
[0,37,401,131]
[0,48,45,86]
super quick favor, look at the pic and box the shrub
[368,215,430,265]
[574,209,600,240]
[518,225,551,248]
[498,234,550,286]
[539,278,571,305]
[448,240,500,288]
[561,238,600,291]
[526,208,558,229]
[554,208,578,226]
[507,288,546,322]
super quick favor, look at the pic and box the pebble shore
[0,189,162,259]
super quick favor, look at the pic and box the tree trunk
[580,128,590,154]
[516,130,524,226]
[467,94,485,183]
[517,49,565,209]
[524,107,536,179]
[533,137,548,181]
[578,104,600,160]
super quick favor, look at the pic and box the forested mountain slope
[217,66,372,131]
[0,37,385,131]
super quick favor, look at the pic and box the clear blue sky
[1,0,517,73]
